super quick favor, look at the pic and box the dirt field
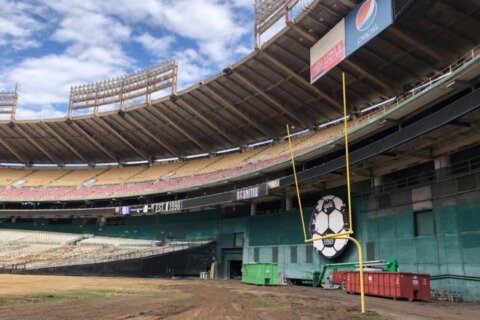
[0,275,478,320]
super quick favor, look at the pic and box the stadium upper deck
[0,0,479,165]
[0,43,479,203]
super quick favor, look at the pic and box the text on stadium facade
[236,187,259,201]
[152,200,183,213]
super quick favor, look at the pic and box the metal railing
[351,45,480,129]
[361,156,480,197]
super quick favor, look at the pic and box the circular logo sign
[356,0,378,32]
[309,195,349,259]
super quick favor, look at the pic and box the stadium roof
[1,0,479,165]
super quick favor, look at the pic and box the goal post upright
[286,71,365,314]
[342,72,354,235]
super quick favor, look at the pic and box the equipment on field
[242,263,279,286]
[345,271,430,302]
[301,258,398,288]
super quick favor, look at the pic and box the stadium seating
[94,166,148,185]
[22,170,72,187]
[125,162,184,183]
[173,157,217,178]
[49,168,106,187]
[0,168,30,186]
[78,235,157,247]
[0,229,81,245]
[0,244,156,269]
[0,229,210,270]
[0,112,385,201]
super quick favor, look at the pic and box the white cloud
[134,33,175,59]
[6,50,130,106]
[15,105,65,120]
[157,0,249,63]
[235,44,253,57]
[1,0,255,119]
[232,0,254,8]
[0,0,46,50]
[3,1,134,109]
[175,49,211,89]
[52,11,131,48]
[95,0,251,63]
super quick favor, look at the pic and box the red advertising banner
[310,19,346,84]
[310,41,345,83]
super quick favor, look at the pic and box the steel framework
[254,0,301,48]
[68,60,177,117]
[0,89,18,123]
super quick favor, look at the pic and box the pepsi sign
[345,0,393,56]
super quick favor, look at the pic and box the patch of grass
[251,299,278,308]
[355,310,391,320]
[36,290,112,303]
[0,289,118,306]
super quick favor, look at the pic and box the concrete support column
[285,195,293,211]
[373,175,384,195]
[434,155,450,180]
[250,202,257,216]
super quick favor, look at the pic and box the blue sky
[0,0,255,119]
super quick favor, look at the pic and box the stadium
[0,0,480,319]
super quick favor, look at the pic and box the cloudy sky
[0,0,255,119]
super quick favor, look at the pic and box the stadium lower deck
[1,0,480,315]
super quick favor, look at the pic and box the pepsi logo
[355,0,378,32]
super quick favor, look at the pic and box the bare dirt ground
[0,274,478,320]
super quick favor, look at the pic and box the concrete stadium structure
[1,0,480,300]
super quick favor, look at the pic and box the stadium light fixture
[185,153,209,159]
[223,66,233,76]
[122,160,149,165]
[248,139,274,148]
[360,97,396,114]
[283,128,310,139]
[32,163,58,168]
[318,115,351,129]
[0,89,18,123]
[155,157,179,163]
[254,0,299,48]
[68,60,177,117]
[95,162,119,167]
[64,163,89,168]
[169,93,179,103]
[216,147,241,154]
[0,162,26,167]
[409,71,452,94]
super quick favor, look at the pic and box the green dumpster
[302,270,322,286]
[242,263,279,286]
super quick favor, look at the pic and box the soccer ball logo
[309,195,349,259]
